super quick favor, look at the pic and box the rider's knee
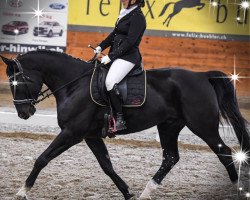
[105,78,115,91]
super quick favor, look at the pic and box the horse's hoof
[15,193,28,200]
[127,193,137,200]
[16,185,29,200]
[139,194,151,200]
[15,195,28,200]
[233,180,245,191]
[139,193,152,200]
[139,197,151,200]
[128,195,137,200]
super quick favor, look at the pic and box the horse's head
[0,55,43,119]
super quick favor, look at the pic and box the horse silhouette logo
[159,0,205,27]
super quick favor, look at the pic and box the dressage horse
[0,50,249,200]
[159,0,205,27]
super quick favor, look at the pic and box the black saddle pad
[90,67,146,107]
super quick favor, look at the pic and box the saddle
[90,63,147,107]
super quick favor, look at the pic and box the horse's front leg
[16,129,83,199]
[140,120,184,199]
[85,138,135,200]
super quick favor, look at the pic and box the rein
[36,60,97,104]
[36,64,96,104]
[10,58,98,105]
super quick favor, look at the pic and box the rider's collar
[119,5,138,20]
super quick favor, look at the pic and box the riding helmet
[128,0,145,9]
[136,0,145,7]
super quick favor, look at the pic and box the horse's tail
[159,2,174,17]
[206,71,250,152]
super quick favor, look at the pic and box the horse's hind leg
[163,16,170,26]
[191,126,243,192]
[163,14,174,27]
[200,130,238,183]
[16,129,83,199]
[140,120,185,199]
[166,9,181,27]
[185,112,239,184]
[193,127,246,197]
[85,138,135,200]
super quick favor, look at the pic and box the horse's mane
[17,49,87,63]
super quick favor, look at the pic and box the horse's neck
[32,54,91,95]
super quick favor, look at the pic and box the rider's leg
[106,59,135,91]
[109,84,126,130]
[105,59,135,130]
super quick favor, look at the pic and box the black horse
[0,50,249,199]
[159,0,205,27]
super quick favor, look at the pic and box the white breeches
[105,59,135,91]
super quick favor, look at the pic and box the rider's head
[121,0,145,9]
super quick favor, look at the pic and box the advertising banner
[0,0,68,53]
[68,0,249,41]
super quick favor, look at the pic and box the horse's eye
[24,76,30,80]
[23,76,33,82]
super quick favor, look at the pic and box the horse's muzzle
[18,106,36,120]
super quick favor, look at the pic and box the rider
[94,0,146,131]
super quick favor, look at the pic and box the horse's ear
[0,55,14,66]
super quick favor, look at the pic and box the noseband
[8,59,37,105]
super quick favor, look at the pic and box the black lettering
[216,0,227,23]
[237,5,248,24]
[100,0,110,16]
[86,0,90,15]
[145,0,155,19]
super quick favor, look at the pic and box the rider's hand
[101,55,111,65]
[94,46,102,56]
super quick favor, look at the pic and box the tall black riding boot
[109,85,127,131]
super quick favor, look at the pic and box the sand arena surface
[0,85,249,199]
[0,132,248,200]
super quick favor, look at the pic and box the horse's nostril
[18,113,24,118]
[18,112,29,119]
[30,106,36,116]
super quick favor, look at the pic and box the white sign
[0,0,68,53]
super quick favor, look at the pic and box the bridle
[8,58,97,106]
[9,59,37,105]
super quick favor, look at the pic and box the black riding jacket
[98,7,146,65]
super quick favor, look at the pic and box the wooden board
[0,31,249,96]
